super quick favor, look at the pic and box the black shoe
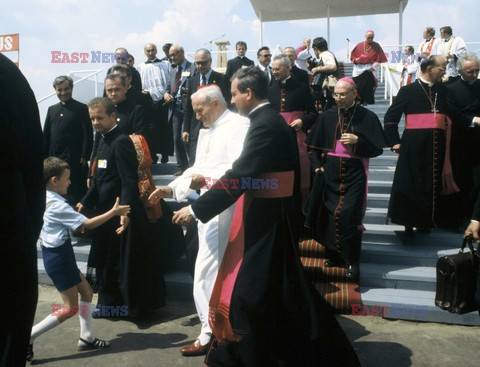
[26,344,34,363]
[324,259,346,268]
[404,226,414,241]
[346,263,360,280]
[161,155,169,164]
[416,227,431,234]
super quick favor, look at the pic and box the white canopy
[250,0,409,47]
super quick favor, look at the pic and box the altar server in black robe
[384,56,458,235]
[447,54,480,224]
[0,53,45,367]
[224,41,255,82]
[90,74,150,164]
[44,75,92,204]
[172,67,359,367]
[306,78,385,279]
[80,98,165,317]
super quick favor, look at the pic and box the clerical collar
[145,58,160,64]
[60,99,72,106]
[280,76,291,85]
[101,124,118,137]
[249,102,270,116]
[419,76,433,87]
[340,101,356,111]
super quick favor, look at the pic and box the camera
[306,57,319,71]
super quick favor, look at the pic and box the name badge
[182,71,191,77]
[98,160,107,169]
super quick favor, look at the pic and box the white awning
[250,0,409,48]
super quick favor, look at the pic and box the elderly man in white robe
[148,85,250,356]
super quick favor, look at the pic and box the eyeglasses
[260,54,272,58]
[464,69,480,74]
[195,60,210,66]
[333,91,353,98]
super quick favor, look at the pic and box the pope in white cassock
[148,85,250,356]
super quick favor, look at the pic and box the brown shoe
[180,339,210,356]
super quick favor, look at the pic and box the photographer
[309,37,339,112]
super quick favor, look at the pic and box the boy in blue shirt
[28,157,130,362]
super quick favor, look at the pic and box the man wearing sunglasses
[183,48,230,166]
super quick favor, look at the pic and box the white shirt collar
[249,102,270,116]
[419,76,433,87]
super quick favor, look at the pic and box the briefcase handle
[460,235,475,253]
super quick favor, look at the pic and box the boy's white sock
[30,315,61,343]
[78,301,94,341]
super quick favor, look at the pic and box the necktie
[172,65,182,95]
[202,74,207,85]
[264,67,270,82]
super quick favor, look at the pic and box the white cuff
[188,205,198,221]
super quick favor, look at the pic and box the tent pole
[399,0,403,51]
[327,4,331,46]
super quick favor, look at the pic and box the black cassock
[44,98,93,204]
[192,105,359,367]
[90,97,150,162]
[306,104,385,264]
[447,79,480,221]
[81,126,165,316]
[0,53,45,367]
[384,79,455,228]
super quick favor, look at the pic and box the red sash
[208,171,294,343]
[129,134,163,221]
[280,111,310,207]
[405,113,460,195]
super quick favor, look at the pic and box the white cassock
[437,36,467,78]
[137,61,169,103]
[168,109,250,345]
[390,60,419,96]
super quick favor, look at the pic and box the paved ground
[29,285,479,367]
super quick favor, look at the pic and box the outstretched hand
[172,206,193,226]
[112,197,130,216]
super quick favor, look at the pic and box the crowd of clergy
[2,23,480,367]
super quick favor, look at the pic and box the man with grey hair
[447,53,480,223]
[268,54,317,208]
[183,48,229,166]
[44,75,93,204]
[149,85,250,356]
[284,46,309,85]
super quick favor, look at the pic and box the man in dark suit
[44,75,93,204]
[183,48,229,166]
[171,67,359,367]
[268,54,317,131]
[164,44,196,175]
[107,47,142,91]
[284,46,309,85]
[447,54,480,224]
[0,53,45,367]
[255,46,274,85]
[225,41,255,82]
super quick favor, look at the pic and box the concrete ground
[29,285,479,367]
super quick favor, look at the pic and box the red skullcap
[339,77,356,88]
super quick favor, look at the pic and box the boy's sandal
[77,337,110,351]
[26,344,34,362]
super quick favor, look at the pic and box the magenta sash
[405,113,459,195]
[328,140,370,219]
[280,111,310,207]
[208,171,294,343]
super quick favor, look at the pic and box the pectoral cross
[431,108,439,119]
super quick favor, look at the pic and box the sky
[1,0,479,120]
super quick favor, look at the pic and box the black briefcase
[435,236,480,314]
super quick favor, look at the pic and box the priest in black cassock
[44,76,93,204]
[268,54,318,210]
[0,53,45,367]
[384,55,458,236]
[446,54,480,224]
[172,67,359,367]
[90,74,150,163]
[80,97,165,317]
[224,41,255,82]
[306,78,385,279]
